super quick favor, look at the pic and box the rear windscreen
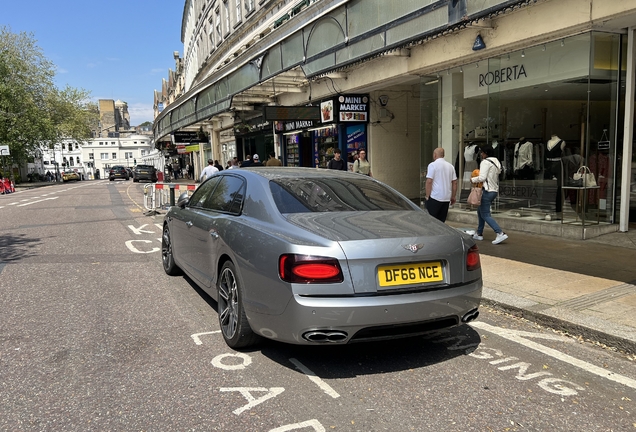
[270,177,414,213]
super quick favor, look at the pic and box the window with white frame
[112,153,117,159]
[141,150,146,156]
[100,153,108,160]
[111,142,116,145]
[99,142,104,145]
[223,1,230,34]
[75,143,79,150]
[89,153,94,160]
[76,157,80,164]
[236,0,241,23]
[125,152,133,159]
[216,9,222,40]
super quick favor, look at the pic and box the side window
[188,177,221,208]
[203,176,245,214]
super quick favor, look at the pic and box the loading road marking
[471,321,636,390]
[290,358,340,399]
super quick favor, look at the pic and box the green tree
[0,26,97,177]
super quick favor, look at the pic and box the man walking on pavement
[327,148,347,171]
[425,147,457,223]
[200,159,219,182]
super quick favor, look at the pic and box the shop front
[234,116,273,164]
[423,32,628,235]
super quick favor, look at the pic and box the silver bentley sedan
[162,167,482,348]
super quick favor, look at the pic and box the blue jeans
[476,190,502,235]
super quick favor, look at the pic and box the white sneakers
[472,232,508,244]
[492,232,508,244]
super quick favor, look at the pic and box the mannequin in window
[513,137,534,180]
[544,134,566,215]
[463,142,479,189]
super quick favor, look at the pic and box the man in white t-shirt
[425,147,457,222]
[200,159,219,182]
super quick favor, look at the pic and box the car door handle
[210,229,219,239]
[186,221,193,227]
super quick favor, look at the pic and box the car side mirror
[176,192,190,208]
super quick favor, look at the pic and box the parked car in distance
[161,167,482,349]
[133,164,158,182]
[109,165,130,181]
[62,171,80,182]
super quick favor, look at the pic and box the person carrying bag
[469,145,508,245]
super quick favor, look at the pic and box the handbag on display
[467,187,483,205]
[572,166,597,187]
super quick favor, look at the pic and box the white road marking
[471,321,636,390]
[269,419,326,432]
[124,240,160,254]
[127,223,155,235]
[17,197,59,207]
[289,358,340,399]
[220,387,285,415]
[191,330,221,345]
[212,353,252,370]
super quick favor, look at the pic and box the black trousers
[426,198,450,222]
[544,160,562,213]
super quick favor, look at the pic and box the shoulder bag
[572,166,597,187]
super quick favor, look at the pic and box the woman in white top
[470,145,508,245]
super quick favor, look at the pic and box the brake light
[279,254,344,283]
[466,245,481,271]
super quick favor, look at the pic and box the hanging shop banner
[172,131,207,144]
[336,94,370,122]
[320,100,334,123]
[176,145,187,154]
[185,144,200,152]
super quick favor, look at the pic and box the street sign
[0,145,9,155]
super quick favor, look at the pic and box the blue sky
[3,1,184,125]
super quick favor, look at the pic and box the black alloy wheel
[217,261,259,349]
[161,225,182,276]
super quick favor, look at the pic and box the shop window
[425,32,621,226]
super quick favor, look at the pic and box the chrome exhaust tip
[303,330,348,343]
[461,309,480,323]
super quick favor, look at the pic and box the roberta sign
[479,64,528,87]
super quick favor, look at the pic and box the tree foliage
[0,26,98,170]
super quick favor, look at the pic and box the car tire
[133,178,139,183]
[161,225,183,276]
[217,261,259,349]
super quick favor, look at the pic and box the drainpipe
[620,27,636,232]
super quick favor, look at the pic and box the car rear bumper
[245,280,482,345]
[134,174,157,181]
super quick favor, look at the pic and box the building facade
[154,0,636,237]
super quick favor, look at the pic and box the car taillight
[466,245,481,271]
[279,254,344,283]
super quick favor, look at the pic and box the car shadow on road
[259,324,482,377]
[181,273,483,366]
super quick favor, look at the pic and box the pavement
[9,179,636,354]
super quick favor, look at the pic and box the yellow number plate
[378,262,444,287]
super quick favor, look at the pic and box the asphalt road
[1,180,635,431]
